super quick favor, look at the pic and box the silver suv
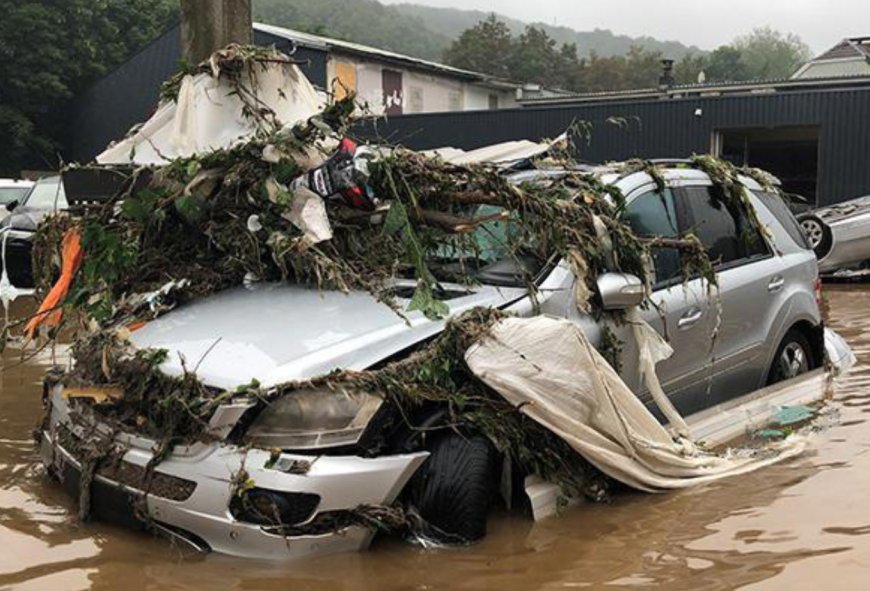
[40,164,823,560]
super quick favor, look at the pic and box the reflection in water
[2,287,870,590]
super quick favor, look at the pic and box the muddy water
[2,287,870,590]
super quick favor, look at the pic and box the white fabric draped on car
[465,315,807,492]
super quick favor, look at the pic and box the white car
[0,178,33,221]
[799,196,870,274]
[40,165,823,560]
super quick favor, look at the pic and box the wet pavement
[2,286,870,590]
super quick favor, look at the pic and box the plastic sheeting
[97,63,324,166]
[465,316,807,493]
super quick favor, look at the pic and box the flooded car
[0,176,68,288]
[798,195,870,274]
[39,165,824,560]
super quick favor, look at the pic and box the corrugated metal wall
[358,87,870,206]
[68,24,329,162]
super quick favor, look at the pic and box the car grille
[229,488,321,527]
[54,425,197,502]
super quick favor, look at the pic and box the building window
[488,94,499,110]
[409,86,424,113]
[382,69,403,115]
[447,91,463,111]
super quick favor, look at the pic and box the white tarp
[97,63,324,166]
[424,134,568,167]
[466,316,807,493]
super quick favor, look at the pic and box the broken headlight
[244,388,383,450]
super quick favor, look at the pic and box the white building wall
[326,52,517,114]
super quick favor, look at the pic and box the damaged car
[39,163,824,560]
[798,195,870,275]
[0,175,67,288]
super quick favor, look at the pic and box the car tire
[767,328,815,385]
[406,432,497,542]
[798,215,833,259]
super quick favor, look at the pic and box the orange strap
[26,228,84,338]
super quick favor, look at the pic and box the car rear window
[753,190,811,250]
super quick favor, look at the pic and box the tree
[0,0,177,175]
[623,45,664,89]
[674,53,708,85]
[733,27,812,80]
[443,14,514,79]
[582,52,626,92]
[508,26,563,87]
[705,46,748,82]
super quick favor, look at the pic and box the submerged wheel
[767,329,815,385]
[798,215,833,259]
[406,432,497,542]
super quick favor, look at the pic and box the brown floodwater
[2,287,870,590]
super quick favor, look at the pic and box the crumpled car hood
[815,195,870,223]
[130,282,526,390]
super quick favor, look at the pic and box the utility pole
[180,0,252,64]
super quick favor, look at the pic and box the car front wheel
[768,329,815,385]
[798,215,833,259]
[405,431,497,542]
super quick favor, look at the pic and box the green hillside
[392,3,703,59]
[252,0,702,62]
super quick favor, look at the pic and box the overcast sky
[381,0,869,53]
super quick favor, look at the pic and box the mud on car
[39,163,824,560]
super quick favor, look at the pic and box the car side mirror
[597,272,646,310]
[5,200,18,212]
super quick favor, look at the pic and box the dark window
[488,94,499,110]
[625,188,682,284]
[682,186,768,267]
[381,70,403,115]
[753,190,811,250]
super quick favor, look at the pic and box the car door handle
[678,308,704,330]
[768,276,785,293]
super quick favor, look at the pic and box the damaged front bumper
[40,387,427,560]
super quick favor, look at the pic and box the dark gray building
[367,75,870,208]
[71,27,870,208]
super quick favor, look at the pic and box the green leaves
[120,189,166,226]
[384,199,447,320]
[0,0,178,175]
[79,220,138,321]
[407,281,449,322]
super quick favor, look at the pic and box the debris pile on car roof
[28,45,731,336]
[20,44,805,531]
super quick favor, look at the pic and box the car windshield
[428,204,546,287]
[0,187,30,205]
[21,177,67,210]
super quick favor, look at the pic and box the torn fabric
[97,63,324,166]
[465,316,806,493]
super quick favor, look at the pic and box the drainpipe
[180,0,253,65]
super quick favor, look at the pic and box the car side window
[624,188,683,285]
[682,186,769,267]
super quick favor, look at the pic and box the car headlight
[244,387,383,450]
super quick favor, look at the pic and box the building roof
[816,37,870,61]
[516,74,870,107]
[254,23,519,91]
[792,37,870,79]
